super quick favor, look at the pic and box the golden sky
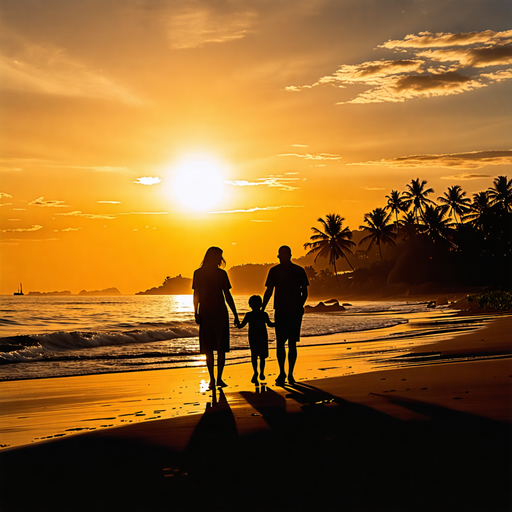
[1,0,511,294]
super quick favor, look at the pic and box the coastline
[0,310,509,451]
[1,312,510,511]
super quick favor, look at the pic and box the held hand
[194,312,201,325]
[234,317,240,328]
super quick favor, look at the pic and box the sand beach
[0,311,511,511]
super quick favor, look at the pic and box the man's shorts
[274,311,304,343]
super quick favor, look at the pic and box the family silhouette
[193,245,309,388]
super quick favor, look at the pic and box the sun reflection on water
[168,295,194,313]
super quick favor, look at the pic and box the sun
[172,160,225,211]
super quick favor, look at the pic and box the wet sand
[0,313,511,511]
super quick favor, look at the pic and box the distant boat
[14,283,24,296]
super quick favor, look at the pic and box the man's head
[278,245,292,264]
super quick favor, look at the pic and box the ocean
[0,295,460,381]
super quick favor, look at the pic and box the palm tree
[399,212,418,241]
[464,191,492,228]
[359,208,397,261]
[419,205,454,244]
[402,178,435,220]
[488,175,512,212]
[304,214,356,284]
[304,265,317,282]
[385,190,407,235]
[437,185,471,225]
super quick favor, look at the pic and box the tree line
[304,176,512,292]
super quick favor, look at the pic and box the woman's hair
[201,246,226,269]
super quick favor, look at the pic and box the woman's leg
[206,351,215,387]
[217,351,227,387]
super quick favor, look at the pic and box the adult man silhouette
[262,245,309,385]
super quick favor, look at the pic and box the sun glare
[172,160,225,211]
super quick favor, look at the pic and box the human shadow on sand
[183,387,239,480]
[1,381,510,512]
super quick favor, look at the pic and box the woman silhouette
[193,247,239,389]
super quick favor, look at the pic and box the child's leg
[251,354,259,383]
[259,357,266,380]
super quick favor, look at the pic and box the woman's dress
[192,267,231,353]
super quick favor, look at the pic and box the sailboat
[14,283,24,296]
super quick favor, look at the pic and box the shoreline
[0,313,510,511]
[1,305,503,384]
[0,312,510,452]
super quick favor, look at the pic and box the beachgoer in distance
[193,247,240,389]
[238,294,275,384]
[262,245,309,386]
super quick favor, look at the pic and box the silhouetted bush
[468,291,512,310]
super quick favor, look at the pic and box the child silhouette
[238,295,275,384]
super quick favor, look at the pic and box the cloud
[251,220,275,223]
[129,212,168,215]
[29,196,69,207]
[291,144,308,147]
[287,29,512,104]
[3,160,131,174]
[1,238,58,241]
[209,205,304,214]
[8,219,21,221]
[278,152,342,161]
[363,187,386,191]
[0,39,143,105]
[0,192,13,207]
[417,46,512,68]
[61,227,83,232]
[440,173,492,180]
[2,224,43,232]
[0,157,52,172]
[349,150,512,169]
[133,177,161,185]
[225,177,299,191]
[379,30,512,49]
[163,2,257,49]
[339,70,485,105]
[480,69,512,81]
[55,211,117,219]
[53,166,131,173]
[326,60,425,84]
[97,201,121,204]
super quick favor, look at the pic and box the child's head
[248,295,262,311]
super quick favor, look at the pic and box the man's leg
[288,340,297,383]
[288,313,303,384]
[276,338,287,384]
